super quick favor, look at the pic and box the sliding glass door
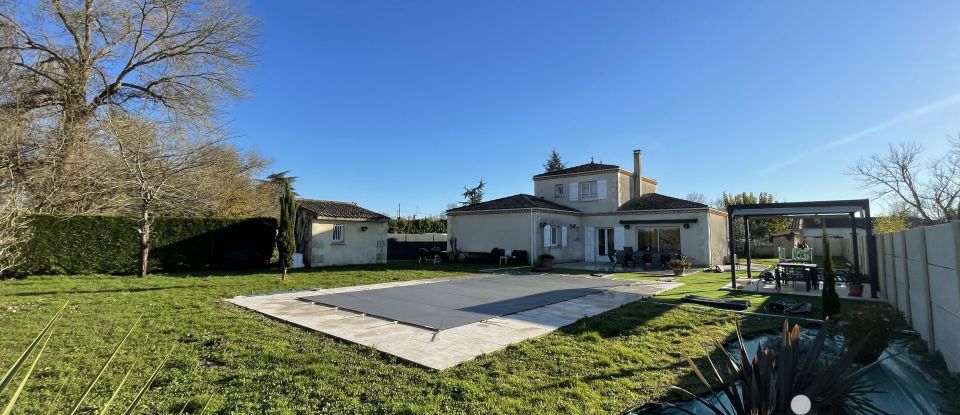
[636,227,682,251]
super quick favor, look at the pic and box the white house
[446,150,728,267]
[295,199,389,267]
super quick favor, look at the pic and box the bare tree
[685,192,707,205]
[101,115,226,277]
[851,140,960,223]
[0,109,31,275]
[0,0,255,211]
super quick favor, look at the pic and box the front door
[597,228,615,260]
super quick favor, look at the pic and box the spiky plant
[637,319,886,415]
[1,303,182,414]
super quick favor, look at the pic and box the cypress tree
[821,230,842,318]
[269,172,297,281]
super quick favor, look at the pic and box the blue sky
[228,1,960,217]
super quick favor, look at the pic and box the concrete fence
[876,221,960,373]
[387,233,447,243]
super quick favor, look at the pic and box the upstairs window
[554,184,564,198]
[579,181,598,201]
[332,224,345,243]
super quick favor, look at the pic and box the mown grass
[0,261,955,414]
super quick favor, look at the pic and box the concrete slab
[228,273,681,370]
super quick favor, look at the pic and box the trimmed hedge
[21,214,277,275]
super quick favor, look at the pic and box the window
[332,224,345,244]
[554,184,564,198]
[544,225,560,247]
[579,181,598,200]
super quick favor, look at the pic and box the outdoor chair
[777,246,789,263]
[499,250,515,265]
[792,247,813,262]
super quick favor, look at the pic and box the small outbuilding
[295,199,390,267]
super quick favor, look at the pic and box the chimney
[632,149,643,198]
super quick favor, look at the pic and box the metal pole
[745,216,752,279]
[850,212,861,277]
[864,203,879,298]
[728,208,736,289]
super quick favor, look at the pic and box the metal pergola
[726,199,879,298]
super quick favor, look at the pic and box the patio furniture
[776,262,819,292]
[499,252,510,265]
[776,246,789,263]
[792,247,813,262]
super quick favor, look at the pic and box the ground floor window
[637,227,681,251]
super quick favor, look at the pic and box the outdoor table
[775,263,819,292]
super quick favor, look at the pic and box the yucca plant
[0,303,182,414]
[639,319,887,415]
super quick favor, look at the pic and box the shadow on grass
[4,284,198,297]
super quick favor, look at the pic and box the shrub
[838,305,903,363]
[20,214,277,275]
[667,258,692,269]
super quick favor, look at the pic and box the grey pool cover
[301,275,630,330]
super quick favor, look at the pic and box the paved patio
[228,273,681,370]
[722,278,882,301]
[555,261,769,276]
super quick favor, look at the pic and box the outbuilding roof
[298,199,390,221]
[446,194,581,213]
[618,193,708,211]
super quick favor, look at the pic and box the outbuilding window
[333,224,345,244]
[554,184,564,197]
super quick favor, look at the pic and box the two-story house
[446,150,728,267]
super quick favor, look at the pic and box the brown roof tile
[298,199,390,221]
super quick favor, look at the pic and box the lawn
[0,261,956,414]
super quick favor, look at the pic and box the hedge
[21,214,277,275]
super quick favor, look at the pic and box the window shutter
[561,226,568,247]
[568,182,578,201]
[543,225,551,247]
[584,227,595,261]
[614,226,624,250]
[597,179,608,200]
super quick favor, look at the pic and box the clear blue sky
[228,1,960,217]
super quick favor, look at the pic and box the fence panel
[892,232,911,320]
[876,221,960,373]
[923,222,960,372]
[904,228,932,344]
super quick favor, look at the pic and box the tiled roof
[447,194,581,213]
[298,199,390,221]
[533,162,620,178]
[618,193,708,211]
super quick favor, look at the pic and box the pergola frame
[726,199,879,298]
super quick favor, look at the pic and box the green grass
[0,261,956,414]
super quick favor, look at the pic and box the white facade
[305,219,388,267]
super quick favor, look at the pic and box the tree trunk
[281,266,287,281]
[138,207,150,278]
